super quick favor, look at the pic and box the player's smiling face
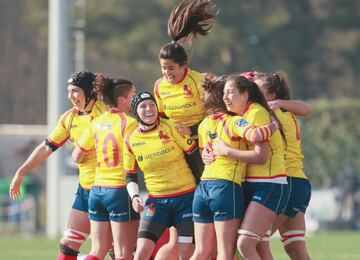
[223,80,248,115]
[137,99,158,125]
[67,84,86,111]
[160,58,186,84]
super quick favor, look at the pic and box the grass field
[0,231,359,259]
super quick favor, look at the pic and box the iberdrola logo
[183,84,193,98]
[146,203,155,216]
[159,130,170,144]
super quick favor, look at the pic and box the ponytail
[93,74,134,107]
[159,0,218,65]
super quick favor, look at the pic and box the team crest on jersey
[137,155,144,162]
[183,84,193,98]
[207,130,217,139]
[236,118,249,128]
[159,130,170,143]
[146,203,155,217]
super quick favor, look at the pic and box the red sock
[57,252,77,260]
[115,258,126,260]
[84,256,100,260]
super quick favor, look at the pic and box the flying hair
[168,0,218,44]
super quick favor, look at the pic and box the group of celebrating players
[8,0,312,260]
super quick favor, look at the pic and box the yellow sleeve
[165,120,197,154]
[230,116,274,143]
[47,112,71,147]
[123,133,138,173]
[197,119,207,150]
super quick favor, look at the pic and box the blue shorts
[143,191,194,228]
[283,177,311,217]
[243,181,289,215]
[88,186,140,222]
[72,185,90,213]
[192,180,244,223]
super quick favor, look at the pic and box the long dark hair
[159,0,218,66]
[227,75,287,145]
[93,74,133,107]
[254,71,291,100]
[202,76,228,115]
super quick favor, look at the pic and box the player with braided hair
[9,71,107,260]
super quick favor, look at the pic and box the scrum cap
[67,71,96,102]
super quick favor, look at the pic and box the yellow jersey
[198,113,277,184]
[198,113,248,184]
[154,68,206,127]
[123,118,196,197]
[243,102,286,183]
[47,101,106,189]
[78,109,137,187]
[276,110,306,179]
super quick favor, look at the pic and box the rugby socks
[57,252,77,260]
[83,256,100,260]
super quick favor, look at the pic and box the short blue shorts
[283,177,311,217]
[88,186,140,222]
[143,191,194,228]
[192,179,244,223]
[72,185,90,213]
[243,181,289,215]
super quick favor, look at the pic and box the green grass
[0,231,359,260]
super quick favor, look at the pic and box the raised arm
[268,99,312,116]
[9,141,53,200]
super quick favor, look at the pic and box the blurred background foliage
[0,0,359,188]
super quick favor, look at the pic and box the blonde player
[9,71,107,260]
